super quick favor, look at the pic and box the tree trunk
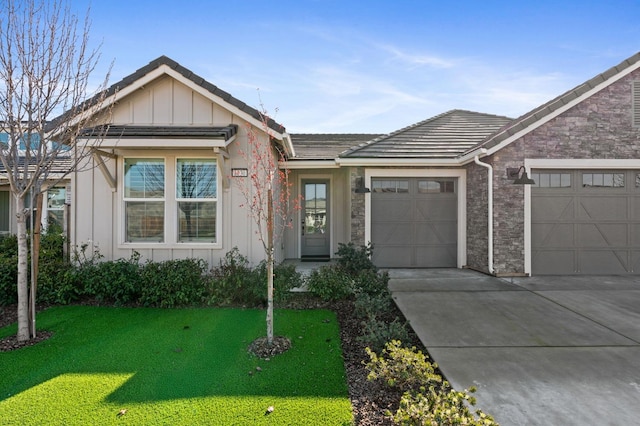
[267,250,274,345]
[16,195,30,342]
[266,187,274,345]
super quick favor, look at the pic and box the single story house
[2,51,640,276]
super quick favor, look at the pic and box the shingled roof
[340,110,512,159]
[468,51,640,155]
[290,134,383,159]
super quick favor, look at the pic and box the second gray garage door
[371,177,457,268]
[532,169,640,275]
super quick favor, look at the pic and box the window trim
[119,153,222,249]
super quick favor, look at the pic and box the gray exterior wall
[473,67,640,275]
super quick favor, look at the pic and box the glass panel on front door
[304,183,327,235]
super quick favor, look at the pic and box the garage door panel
[416,198,457,220]
[372,246,413,268]
[416,246,457,267]
[372,222,413,245]
[372,200,412,221]
[630,251,640,273]
[532,223,574,247]
[579,250,629,274]
[415,222,456,244]
[578,197,627,220]
[631,224,640,245]
[577,224,628,247]
[533,197,574,221]
[632,199,640,219]
[532,250,576,275]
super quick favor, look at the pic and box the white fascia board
[77,137,228,149]
[336,157,460,167]
[459,60,640,165]
[279,160,340,169]
[162,68,286,141]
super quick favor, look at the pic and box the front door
[301,180,330,258]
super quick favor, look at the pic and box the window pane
[613,173,625,187]
[125,159,164,198]
[561,174,571,187]
[178,201,216,242]
[418,180,440,193]
[177,159,217,199]
[47,188,66,209]
[125,201,164,242]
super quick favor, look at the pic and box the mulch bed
[0,297,431,425]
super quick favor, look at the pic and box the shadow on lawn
[0,306,349,404]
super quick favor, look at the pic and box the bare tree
[0,0,111,342]
[236,109,301,346]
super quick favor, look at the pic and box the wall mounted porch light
[354,176,370,193]
[507,166,536,185]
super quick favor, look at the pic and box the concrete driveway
[388,269,640,425]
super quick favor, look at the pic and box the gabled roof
[340,110,512,159]
[464,51,640,159]
[49,56,292,153]
[105,56,285,134]
[290,134,382,159]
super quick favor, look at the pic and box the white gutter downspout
[474,150,494,274]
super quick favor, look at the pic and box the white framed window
[176,158,217,242]
[124,158,165,242]
[122,155,219,245]
[46,187,66,229]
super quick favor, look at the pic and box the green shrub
[0,234,18,306]
[392,385,499,426]
[306,265,354,301]
[78,251,142,306]
[353,268,390,297]
[358,317,410,353]
[335,242,377,277]
[365,340,441,390]
[207,248,262,306]
[206,248,303,307]
[139,258,208,308]
[36,227,78,305]
[366,341,498,425]
[354,292,393,319]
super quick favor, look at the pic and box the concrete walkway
[388,269,640,425]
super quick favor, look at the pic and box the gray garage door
[532,170,640,275]
[371,177,457,268]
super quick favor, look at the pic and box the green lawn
[0,306,352,425]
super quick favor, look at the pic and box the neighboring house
[4,52,639,276]
[0,131,72,236]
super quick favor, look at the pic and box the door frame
[364,168,467,268]
[297,174,333,259]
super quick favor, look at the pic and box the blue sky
[75,0,639,133]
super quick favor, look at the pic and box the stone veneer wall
[482,68,640,275]
[350,166,366,245]
[465,160,491,274]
